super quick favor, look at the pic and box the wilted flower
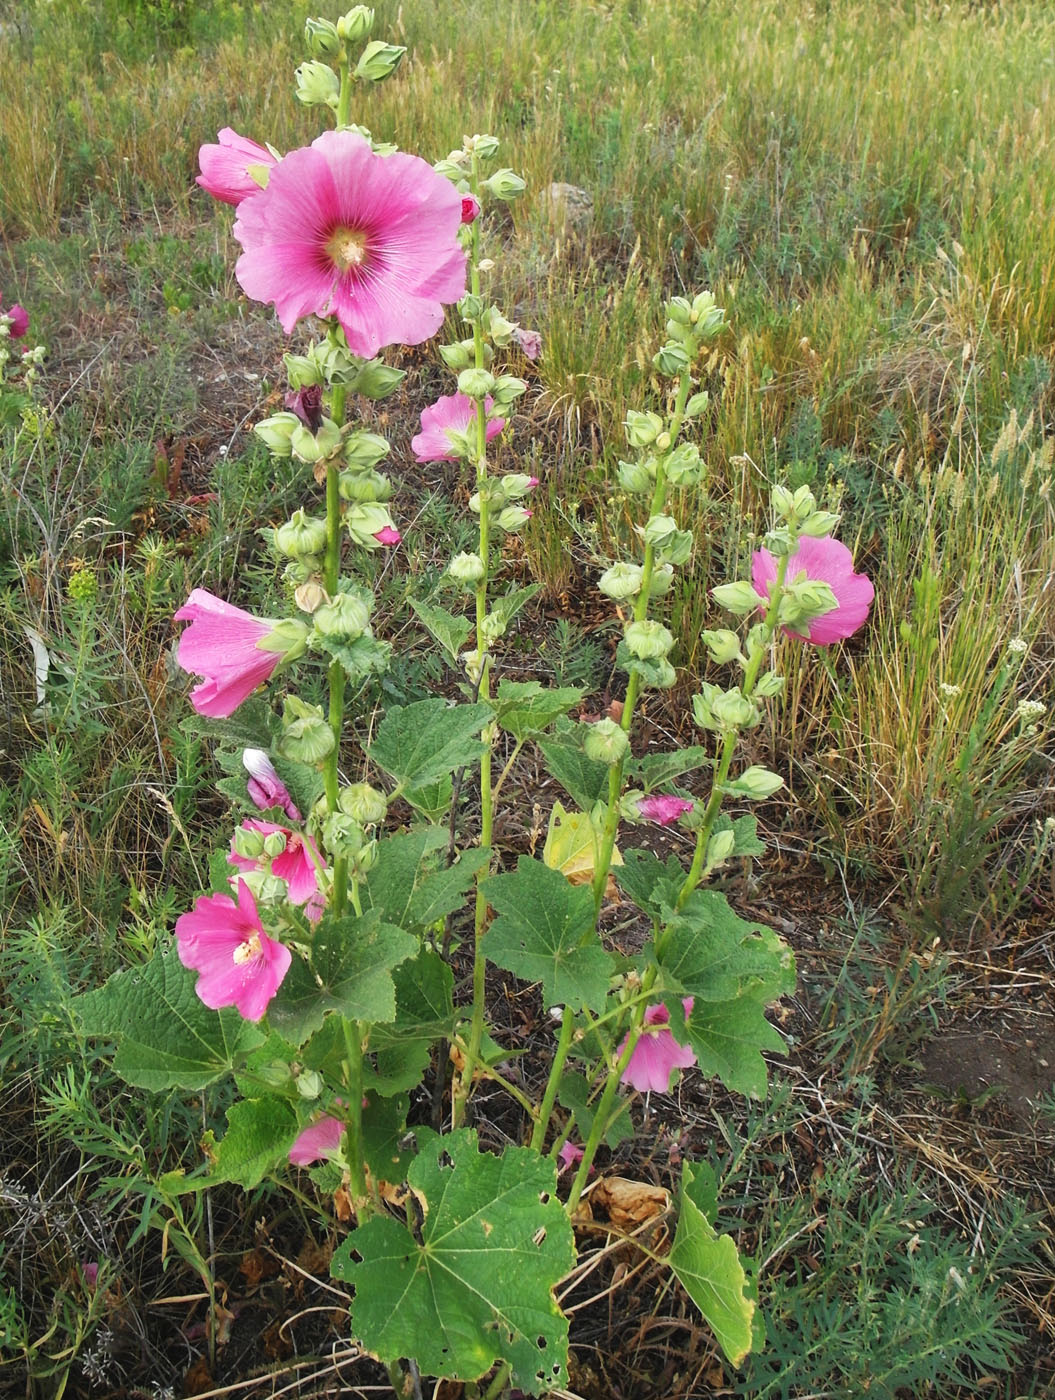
[289,1114,345,1166]
[0,293,28,339]
[513,327,542,361]
[243,749,300,821]
[619,999,696,1093]
[176,880,291,1021]
[233,130,466,357]
[557,1140,584,1173]
[752,535,874,644]
[411,392,505,462]
[196,128,278,206]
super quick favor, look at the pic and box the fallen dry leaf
[590,1175,670,1230]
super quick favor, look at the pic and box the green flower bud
[501,473,535,500]
[583,717,630,765]
[338,468,391,503]
[783,579,838,628]
[344,431,390,470]
[485,308,517,344]
[448,552,486,585]
[304,17,341,58]
[459,292,484,323]
[624,619,675,660]
[712,581,768,616]
[710,688,760,731]
[295,59,341,108]
[483,168,525,201]
[339,782,387,826]
[349,839,378,878]
[279,696,335,764]
[468,133,500,159]
[664,442,703,486]
[598,562,643,600]
[702,629,743,664]
[791,484,817,517]
[439,339,475,371]
[238,870,287,904]
[257,618,309,663]
[254,412,300,456]
[336,5,374,42]
[755,671,785,699]
[351,358,405,399]
[67,568,97,604]
[617,457,654,493]
[799,510,842,538]
[692,683,721,731]
[706,829,737,866]
[729,765,785,800]
[641,656,677,689]
[659,528,694,566]
[684,390,710,417]
[296,1068,324,1099]
[489,374,528,409]
[642,513,678,547]
[355,40,406,82]
[313,591,371,641]
[255,1060,293,1088]
[262,830,288,859]
[291,417,342,464]
[648,563,675,597]
[322,811,364,856]
[771,484,796,521]
[457,367,496,400]
[496,505,532,532]
[665,296,692,326]
[653,342,691,376]
[619,787,647,822]
[625,409,663,448]
[232,825,266,860]
[275,510,328,559]
[284,353,322,389]
[690,290,725,338]
[344,501,399,548]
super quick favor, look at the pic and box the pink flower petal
[197,127,278,206]
[176,880,291,1021]
[243,748,300,820]
[233,131,466,356]
[557,1140,584,1172]
[229,820,323,907]
[461,194,481,224]
[752,535,874,645]
[637,794,694,826]
[619,999,696,1094]
[174,589,282,718]
[289,1114,345,1166]
[373,526,401,546]
[411,393,505,463]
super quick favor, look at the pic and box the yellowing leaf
[542,802,622,889]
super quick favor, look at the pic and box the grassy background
[1,0,1053,1395]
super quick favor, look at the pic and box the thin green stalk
[530,1006,575,1152]
[341,1015,369,1205]
[324,382,349,911]
[481,1362,511,1400]
[675,550,791,911]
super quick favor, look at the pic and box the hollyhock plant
[411,392,505,463]
[1,295,28,339]
[176,880,291,1021]
[233,129,466,357]
[637,794,694,826]
[752,535,874,645]
[373,525,401,546]
[175,589,302,718]
[197,128,279,206]
[229,820,323,906]
[619,999,696,1094]
[289,1113,345,1166]
[461,194,481,224]
[243,748,301,820]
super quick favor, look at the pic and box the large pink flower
[243,748,300,821]
[411,393,505,463]
[197,128,278,206]
[637,794,694,826]
[233,130,466,357]
[176,880,291,1021]
[752,535,874,645]
[174,589,285,718]
[289,1114,345,1166]
[229,819,323,907]
[619,999,696,1094]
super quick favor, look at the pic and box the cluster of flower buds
[296,8,404,113]
[312,781,386,874]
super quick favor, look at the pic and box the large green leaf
[615,848,687,915]
[669,1162,754,1367]
[369,699,492,789]
[537,717,610,810]
[75,944,265,1091]
[367,947,455,1096]
[332,1130,574,1393]
[268,909,417,1044]
[656,890,796,1005]
[209,1097,300,1188]
[680,994,788,1099]
[363,828,490,932]
[409,598,472,663]
[481,857,614,1012]
[625,746,710,788]
[493,680,585,742]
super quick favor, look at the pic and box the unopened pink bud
[373,526,401,546]
[461,194,481,224]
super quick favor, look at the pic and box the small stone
[543,182,594,232]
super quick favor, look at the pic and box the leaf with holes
[332,1130,574,1393]
[481,857,615,1012]
[74,944,265,1091]
[670,1162,754,1366]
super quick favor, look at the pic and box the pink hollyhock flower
[233,130,466,357]
[81,1261,99,1289]
[557,1140,584,1173]
[619,998,696,1094]
[373,526,401,546]
[243,748,300,821]
[285,383,324,431]
[461,194,481,224]
[752,535,874,645]
[229,820,323,906]
[176,879,291,1021]
[289,1114,345,1166]
[197,128,278,206]
[1,295,28,339]
[174,589,285,718]
[411,393,505,463]
[513,327,542,361]
[637,794,694,826]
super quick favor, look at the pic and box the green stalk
[529,1006,575,1152]
[675,550,791,911]
[341,1014,369,1205]
[590,369,694,912]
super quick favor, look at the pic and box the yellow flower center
[233,932,262,965]
[325,226,368,272]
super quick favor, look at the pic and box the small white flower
[939,682,962,698]
[1016,699,1045,721]
[1008,636,1029,654]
